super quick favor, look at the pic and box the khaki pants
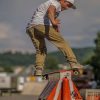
[26,25,77,69]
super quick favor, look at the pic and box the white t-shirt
[27,0,61,27]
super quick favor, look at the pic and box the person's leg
[45,26,77,65]
[45,26,83,74]
[26,26,47,75]
[32,25,77,65]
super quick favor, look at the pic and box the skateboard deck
[42,68,81,80]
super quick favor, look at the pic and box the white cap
[66,0,74,4]
[66,0,76,9]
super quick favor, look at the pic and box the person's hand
[53,18,60,26]
[53,25,60,32]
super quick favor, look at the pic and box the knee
[36,47,47,55]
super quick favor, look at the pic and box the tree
[4,66,13,73]
[45,56,59,70]
[90,31,100,80]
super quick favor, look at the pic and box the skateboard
[42,68,82,80]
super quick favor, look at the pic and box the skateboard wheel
[73,70,79,75]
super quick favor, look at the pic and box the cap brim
[71,5,76,9]
[67,1,76,9]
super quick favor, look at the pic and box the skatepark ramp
[22,80,48,96]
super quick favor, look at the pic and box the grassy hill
[48,47,94,64]
[0,47,94,68]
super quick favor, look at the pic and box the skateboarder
[26,0,83,76]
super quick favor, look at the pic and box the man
[26,0,83,76]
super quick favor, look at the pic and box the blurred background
[0,0,100,99]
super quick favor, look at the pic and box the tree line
[0,31,100,80]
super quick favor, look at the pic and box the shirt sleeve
[50,1,61,11]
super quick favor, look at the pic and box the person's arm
[47,5,60,32]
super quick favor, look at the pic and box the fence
[86,89,100,100]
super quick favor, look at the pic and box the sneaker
[34,67,43,76]
[69,63,84,75]
[34,67,43,82]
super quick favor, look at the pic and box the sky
[0,0,100,53]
